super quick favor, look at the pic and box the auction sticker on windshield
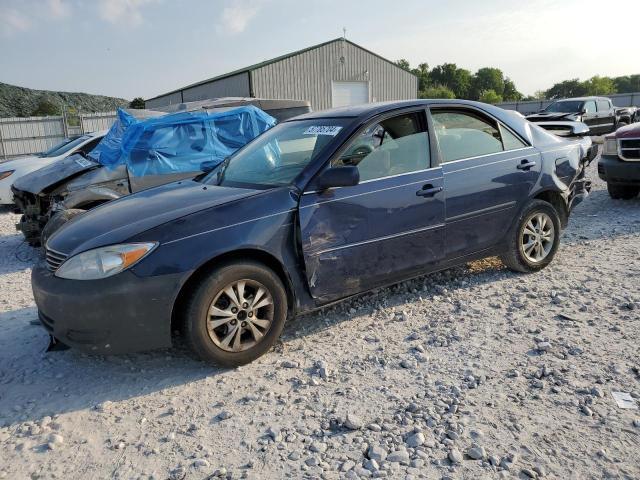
[303,126,343,136]
[75,157,94,168]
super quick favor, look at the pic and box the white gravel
[0,160,639,480]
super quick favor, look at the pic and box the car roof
[287,99,506,121]
[554,96,606,102]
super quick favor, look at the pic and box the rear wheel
[607,183,639,200]
[501,200,561,273]
[41,209,85,246]
[182,261,288,367]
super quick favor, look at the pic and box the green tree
[412,63,431,92]
[613,74,640,93]
[583,76,616,95]
[430,63,472,98]
[129,97,146,109]
[420,85,456,99]
[395,59,411,72]
[545,79,588,99]
[502,78,523,101]
[479,89,503,104]
[470,68,505,100]
[31,98,61,116]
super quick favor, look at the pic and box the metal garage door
[331,81,370,108]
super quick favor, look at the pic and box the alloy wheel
[520,212,555,263]
[206,279,274,352]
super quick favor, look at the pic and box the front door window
[332,112,430,181]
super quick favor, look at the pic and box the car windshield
[205,118,350,188]
[38,135,89,158]
[544,101,583,113]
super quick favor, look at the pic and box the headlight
[603,139,618,156]
[55,242,157,280]
[0,170,15,181]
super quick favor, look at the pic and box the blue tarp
[89,106,276,177]
[88,109,137,166]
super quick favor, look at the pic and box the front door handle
[517,159,536,170]
[416,184,443,197]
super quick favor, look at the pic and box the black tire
[40,209,85,246]
[182,261,288,367]
[607,183,639,200]
[500,199,561,273]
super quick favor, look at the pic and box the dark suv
[527,96,617,134]
[599,123,640,199]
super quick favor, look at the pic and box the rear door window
[432,109,527,162]
[596,99,610,112]
[583,101,596,114]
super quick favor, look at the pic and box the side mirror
[315,166,360,191]
[580,108,587,114]
[568,122,590,137]
[200,160,219,173]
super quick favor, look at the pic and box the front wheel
[501,200,561,273]
[607,183,639,200]
[182,261,288,367]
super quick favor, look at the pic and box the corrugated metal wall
[145,73,251,109]
[80,112,117,133]
[182,73,250,102]
[0,116,65,160]
[146,91,182,109]
[0,112,117,161]
[251,40,417,110]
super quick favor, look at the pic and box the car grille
[45,248,68,272]
[619,138,640,161]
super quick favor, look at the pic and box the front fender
[63,186,122,209]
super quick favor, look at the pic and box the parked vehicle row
[0,131,106,205]
[12,99,310,245]
[526,96,622,135]
[33,100,596,366]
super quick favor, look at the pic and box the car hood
[47,180,262,256]
[526,112,577,121]
[0,157,51,172]
[611,122,640,139]
[12,154,99,194]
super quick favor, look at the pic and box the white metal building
[145,38,418,111]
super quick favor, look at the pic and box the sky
[1,0,638,100]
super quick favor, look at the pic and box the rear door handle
[416,184,443,197]
[517,160,536,170]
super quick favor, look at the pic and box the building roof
[146,38,416,102]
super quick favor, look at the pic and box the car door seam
[445,201,517,223]
[311,223,445,256]
[445,153,535,174]
[301,178,443,208]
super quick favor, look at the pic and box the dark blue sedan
[33,100,593,366]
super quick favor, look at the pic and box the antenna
[340,27,346,65]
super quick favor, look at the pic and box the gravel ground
[0,160,639,480]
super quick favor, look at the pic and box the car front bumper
[598,154,640,185]
[32,262,184,354]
